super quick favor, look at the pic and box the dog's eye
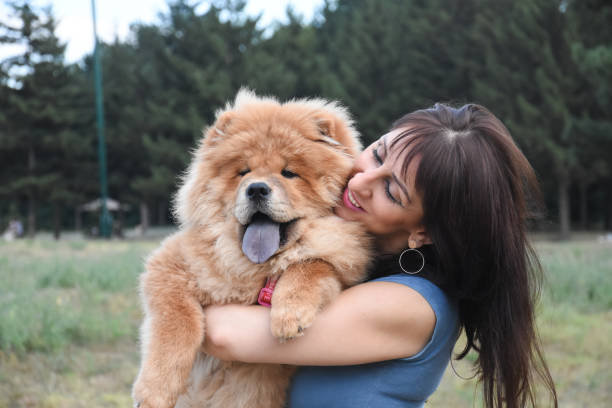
[238,168,250,177]
[281,169,298,179]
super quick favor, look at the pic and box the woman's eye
[373,146,400,205]
[281,169,298,179]
[385,179,399,204]
[373,147,383,165]
[238,168,250,176]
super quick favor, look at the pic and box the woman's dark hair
[389,103,557,408]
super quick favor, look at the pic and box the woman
[204,103,558,407]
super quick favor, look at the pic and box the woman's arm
[204,281,436,365]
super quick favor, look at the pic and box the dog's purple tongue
[242,215,280,264]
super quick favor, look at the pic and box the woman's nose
[349,166,380,196]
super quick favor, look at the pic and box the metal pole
[91,0,112,238]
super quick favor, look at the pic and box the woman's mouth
[343,188,365,212]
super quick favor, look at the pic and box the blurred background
[0,0,610,407]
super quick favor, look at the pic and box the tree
[244,9,328,99]
[566,0,612,229]
[470,0,577,238]
[87,39,153,230]
[126,0,262,228]
[0,62,19,230]
[309,0,478,144]
[0,1,86,237]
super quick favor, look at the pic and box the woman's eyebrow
[383,138,412,204]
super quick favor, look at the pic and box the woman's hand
[202,281,436,366]
[202,304,231,360]
[204,304,270,361]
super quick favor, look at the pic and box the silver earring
[399,248,425,275]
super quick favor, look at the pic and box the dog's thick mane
[134,89,372,408]
[174,88,359,228]
[223,88,356,134]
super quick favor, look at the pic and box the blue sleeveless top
[287,274,459,408]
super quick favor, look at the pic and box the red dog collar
[258,277,278,307]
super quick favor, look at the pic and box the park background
[0,0,610,406]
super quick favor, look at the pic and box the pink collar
[258,277,278,307]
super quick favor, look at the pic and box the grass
[429,239,612,407]
[0,239,150,356]
[0,236,610,407]
[537,241,612,312]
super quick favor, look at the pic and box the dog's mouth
[241,213,297,264]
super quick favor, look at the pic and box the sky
[0,0,324,63]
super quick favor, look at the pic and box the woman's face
[335,128,429,252]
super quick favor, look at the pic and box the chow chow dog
[132,89,372,408]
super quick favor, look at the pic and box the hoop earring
[399,248,425,275]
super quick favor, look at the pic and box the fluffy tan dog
[132,89,372,408]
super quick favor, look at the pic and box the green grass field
[0,236,610,407]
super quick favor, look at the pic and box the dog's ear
[213,111,233,137]
[314,115,342,147]
[204,110,234,145]
[316,116,335,138]
[312,109,362,158]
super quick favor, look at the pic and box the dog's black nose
[246,182,271,200]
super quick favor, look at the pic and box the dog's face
[175,90,361,263]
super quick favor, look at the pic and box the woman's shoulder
[371,273,459,355]
[371,273,454,308]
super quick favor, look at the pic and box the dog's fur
[132,89,372,408]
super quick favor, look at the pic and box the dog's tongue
[242,215,280,264]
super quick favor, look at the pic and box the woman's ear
[408,229,432,248]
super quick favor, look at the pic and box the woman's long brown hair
[391,104,557,407]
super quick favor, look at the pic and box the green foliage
[0,1,96,236]
[538,241,612,311]
[0,0,610,234]
[1,238,610,406]
[0,239,149,354]
[1,237,609,356]
[565,0,612,228]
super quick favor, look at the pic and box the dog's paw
[270,302,318,341]
[132,378,175,408]
[132,393,171,408]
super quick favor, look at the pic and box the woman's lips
[343,188,365,212]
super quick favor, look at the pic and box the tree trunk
[75,208,82,232]
[117,206,124,238]
[607,180,612,231]
[27,198,36,237]
[579,182,588,230]
[140,201,150,235]
[53,203,61,240]
[27,146,36,237]
[558,174,571,239]
[157,201,167,225]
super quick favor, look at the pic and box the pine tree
[244,9,328,99]
[0,1,86,237]
[470,0,577,238]
[87,39,152,230]
[0,63,18,229]
[125,0,262,228]
[566,0,612,229]
[311,0,478,144]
